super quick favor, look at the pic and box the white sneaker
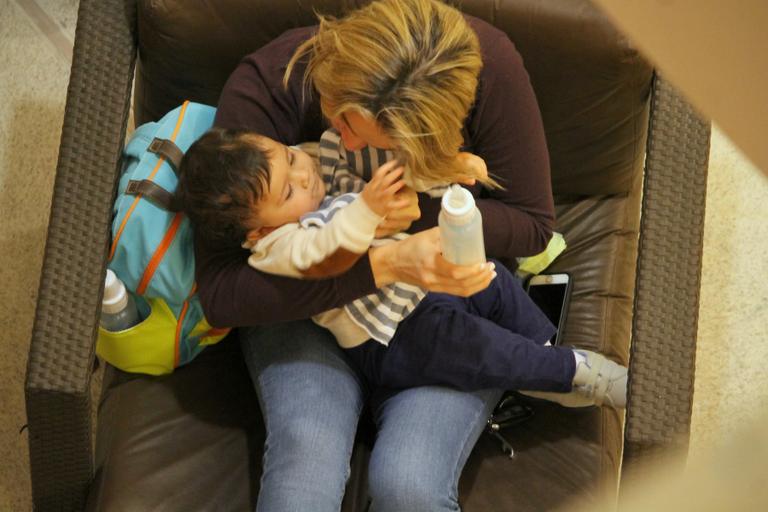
[519,349,628,409]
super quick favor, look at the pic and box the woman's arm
[408,33,554,261]
[197,228,495,328]
[412,21,553,262]
[195,241,377,327]
[200,29,367,327]
[472,31,555,258]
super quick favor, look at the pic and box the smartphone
[525,273,572,346]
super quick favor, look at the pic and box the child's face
[250,136,325,237]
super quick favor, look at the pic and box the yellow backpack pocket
[96,297,228,376]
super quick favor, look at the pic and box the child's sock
[573,349,587,367]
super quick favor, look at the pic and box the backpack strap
[147,138,184,175]
[125,179,180,211]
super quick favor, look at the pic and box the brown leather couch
[25,0,710,510]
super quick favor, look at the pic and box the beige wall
[588,2,768,508]
[592,0,768,175]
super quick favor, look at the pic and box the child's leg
[378,260,628,408]
[469,262,627,408]
[379,294,576,393]
[464,260,556,343]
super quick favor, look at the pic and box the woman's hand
[369,227,496,296]
[374,185,421,238]
[454,152,488,186]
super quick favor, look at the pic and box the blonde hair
[286,0,498,188]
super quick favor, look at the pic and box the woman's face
[322,100,396,151]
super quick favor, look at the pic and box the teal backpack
[98,101,229,375]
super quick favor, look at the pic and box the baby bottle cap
[102,269,129,314]
[441,184,474,218]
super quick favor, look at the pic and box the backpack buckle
[148,138,184,174]
[125,180,141,195]
[125,179,180,211]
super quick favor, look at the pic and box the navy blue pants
[345,262,576,393]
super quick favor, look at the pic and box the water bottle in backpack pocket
[100,269,141,331]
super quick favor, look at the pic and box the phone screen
[526,281,568,345]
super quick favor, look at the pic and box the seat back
[135,0,652,197]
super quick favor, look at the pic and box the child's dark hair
[176,128,271,248]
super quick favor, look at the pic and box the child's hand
[361,160,407,216]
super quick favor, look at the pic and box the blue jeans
[241,320,502,512]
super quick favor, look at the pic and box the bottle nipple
[102,269,128,313]
[103,269,122,302]
[442,184,473,218]
[448,184,465,209]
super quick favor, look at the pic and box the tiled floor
[1,1,767,510]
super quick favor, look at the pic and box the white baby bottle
[439,184,486,265]
[100,269,140,331]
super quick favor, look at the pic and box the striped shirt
[318,129,448,198]
[299,194,425,345]
[304,130,428,345]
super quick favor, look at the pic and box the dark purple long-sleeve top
[198,16,554,327]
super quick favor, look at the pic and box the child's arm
[250,163,406,279]
[248,196,381,278]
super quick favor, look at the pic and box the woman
[200,0,554,510]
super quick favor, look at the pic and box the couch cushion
[133,0,356,126]
[87,335,621,512]
[460,402,623,511]
[549,166,644,364]
[86,337,262,511]
[460,0,653,195]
